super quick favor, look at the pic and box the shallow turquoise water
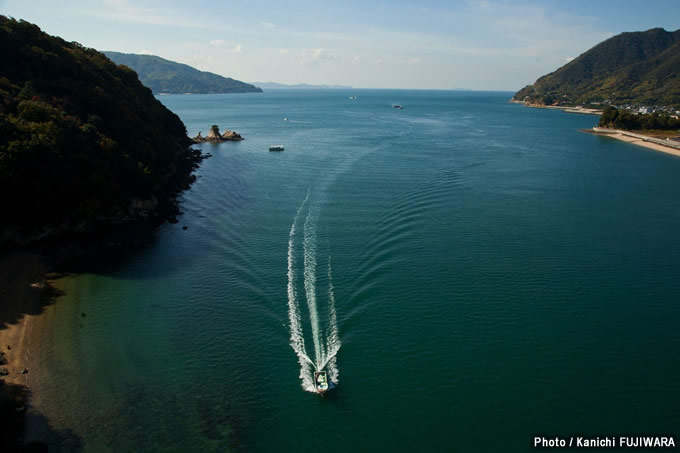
[35,91,680,451]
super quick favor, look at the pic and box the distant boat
[314,370,329,394]
[284,117,288,121]
[349,96,357,100]
[269,145,284,151]
[392,104,403,109]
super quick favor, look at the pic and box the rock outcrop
[192,127,243,143]
[222,130,243,141]
[205,126,222,141]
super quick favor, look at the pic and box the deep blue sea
[30,90,680,451]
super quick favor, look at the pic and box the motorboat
[269,145,285,151]
[314,371,329,394]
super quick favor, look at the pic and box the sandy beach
[0,251,56,448]
[589,127,680,158]
[0,253,51,385]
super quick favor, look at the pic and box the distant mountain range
[513,28,680,106]
[253,81,353,90]
[103,51,262,94]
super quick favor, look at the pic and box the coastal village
[511,95,680,156]
[513,96,680,118]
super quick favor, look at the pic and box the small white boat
[314,371,329,394]
[269,145,284,151]
[349,96,357,100]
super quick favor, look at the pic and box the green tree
[0,15,203,241]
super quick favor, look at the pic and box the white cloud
[81,0,203,28]
[351,54,421,66]
[208,40,241,53]
[266,1,609,73]
[313,48,337,60]
[295,48,338,65]
[62,0,620,89]
[77,0,259,33]
[296,53,310,65]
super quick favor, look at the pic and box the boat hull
[314,371,329,394]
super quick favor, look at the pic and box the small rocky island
[192,125,243,143]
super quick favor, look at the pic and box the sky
[2,0,680,90]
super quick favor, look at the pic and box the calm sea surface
[30,90,680,451]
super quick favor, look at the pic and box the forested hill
[0,16,203,244]
[513,28,680,106]
[103,52,262,94]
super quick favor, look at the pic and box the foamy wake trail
[321,257,341,383]
[287,192,315,391]
[288,192,342,391]
[303,207,323,366]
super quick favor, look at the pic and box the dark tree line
[598,106,680,131]
[0,16,203,238]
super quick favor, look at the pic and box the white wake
[287,193,341,392]
[287,191,315,391]
[303,206,322,366]
[321,257,341,383]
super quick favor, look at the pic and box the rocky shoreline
[510,99,603,115]
[0,140,208,452]
[1,145,207,249]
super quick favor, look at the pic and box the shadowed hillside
[0,17,204,245]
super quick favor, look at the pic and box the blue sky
[2,0,679,90]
